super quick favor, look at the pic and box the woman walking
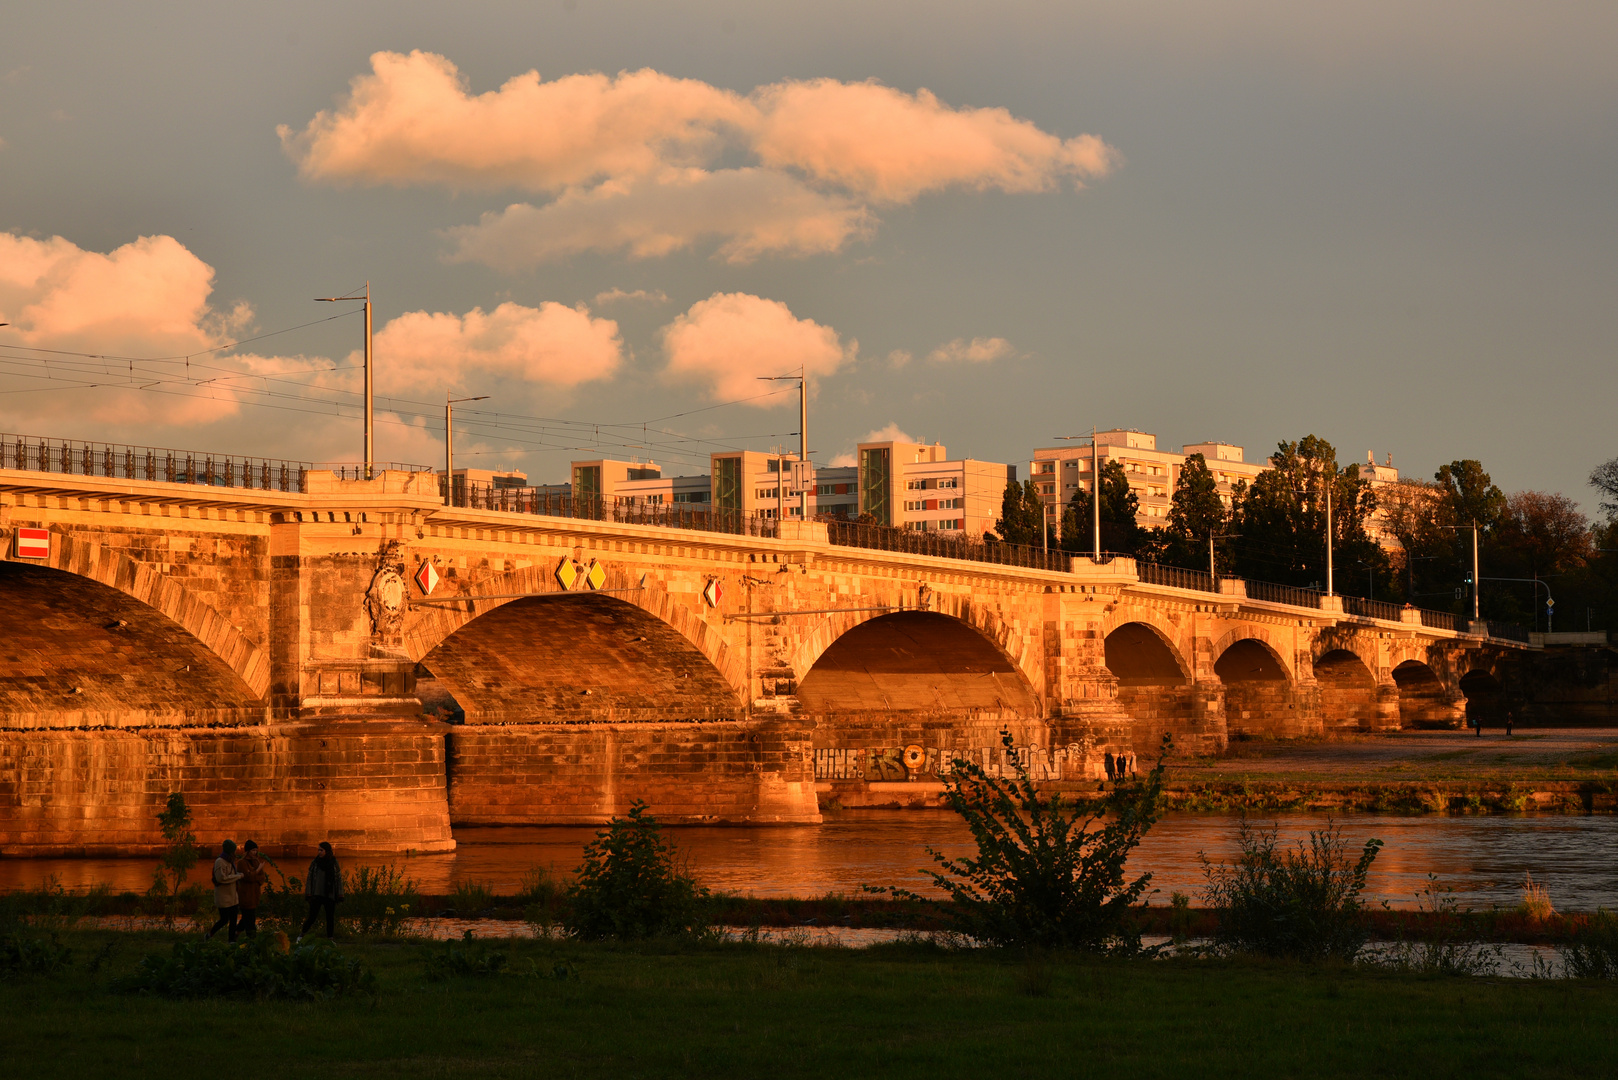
[299,841,344,941]
[236,840,268,937]
[204,840,243,942]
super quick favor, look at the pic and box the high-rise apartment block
[1028,430,1268,532]
[854,438,1011,536]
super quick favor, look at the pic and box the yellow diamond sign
[584,560,607,591]
[554,558,579,590]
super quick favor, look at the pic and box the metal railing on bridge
[448,481,779,538]
[1244,579,1325,609]
[1136,561,1218,593]
[1484,620,1533,644]
[0,432,429,494]
[1342,595,1405,622]
[824,520,1069,571]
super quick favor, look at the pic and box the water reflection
[3,812,1615,911]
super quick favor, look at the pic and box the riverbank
[2,928,1614,1078]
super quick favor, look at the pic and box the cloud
[885,348,913,368]
[750,79,1119,203]
[0,231,243,426]
[860,423,918,444]
[927,336,1016,363]
[661,293,849,403]
[371,301,622,395]
[827,452,856,468]
[445,168,871,268]
[284,52,1119,265]
[593,287,669,306]
[279,52,748,192]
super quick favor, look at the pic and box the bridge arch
[1392,658,1460,729]
[403,564,746,724]
[1458,668,1508,730]
[1314,648,1379,732]
[1212,627,1296,682]
[788,591,1040,703]
[0,552,269,726]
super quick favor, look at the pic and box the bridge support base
[0,721,455,856]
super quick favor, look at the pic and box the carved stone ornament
[367,541,407,642]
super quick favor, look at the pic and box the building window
[713,456,742,513]
[572,464,602,499]
[936,477,957,489]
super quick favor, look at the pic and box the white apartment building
[1028,430,1268,532]
[569,459,710,506]
[856,438,1010,536]
[708,450,860,521]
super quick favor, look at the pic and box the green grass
[2,929,1615,1078]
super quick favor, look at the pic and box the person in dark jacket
[298,841,344,941]
[236,840,268,938]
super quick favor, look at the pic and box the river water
[4,811,1616,911]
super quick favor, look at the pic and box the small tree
[881,731,1168,952]
[152,792,198,909]
[564,801,705,940]
[994,479,1047,547]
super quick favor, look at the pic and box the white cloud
[593,287,669,306]
[444,168,871,268]
[860,422,918,444]
[371,301,623,395]
[827,452,856,468]
[927,336,1016,363]
[283,52,1119,266]
[661,293,849,403]
[885,348,913,368]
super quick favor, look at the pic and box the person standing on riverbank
[299,841,343,941]
[204,840,243,942]
[235,840,267,938]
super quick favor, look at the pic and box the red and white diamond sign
[413,559,439,596]
[702,578,723,608]
[13,528,49,559]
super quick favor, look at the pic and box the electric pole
[445,393,488,506]
[316,282,373,480]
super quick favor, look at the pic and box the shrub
[515,864,563,906]
[1561,909,1618,979]
[114,933,375,1000]
[564,801,706,940]
[0,930,72,979]
[877,730,1167,953]
[1201,818,1382,961]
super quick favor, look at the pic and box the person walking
[299,841,344,941]
[1104,751,1115,781]
[236,840,268,938]
[204,840,243,942]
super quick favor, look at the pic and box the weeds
[1202,818,1382,962]
[450,879,496,914]
[1561,909,1618,979]
[1372,876,1501,976]
[343,865,420,936]
[1518,874,1554,922]
[423,938,508,981]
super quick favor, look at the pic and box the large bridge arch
[1392,659,1461,728]
[0,555,269,726]
[788,591,1042,704]
[403,564,746,724]
[1212,634,1308,739]
[1314,648,1380,732]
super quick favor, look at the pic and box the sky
[1,1,1614,504]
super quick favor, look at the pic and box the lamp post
[444,393,488,507]
[315,283,373,479]
[1323,460,1334,597]
[1055,430,1103,561]
[1444,520,1483,622]
[759,368,808,522]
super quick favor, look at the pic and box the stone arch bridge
[0,468,1526,854]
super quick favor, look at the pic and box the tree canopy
[1062,459,1146,555]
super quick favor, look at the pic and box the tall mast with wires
[315,282,373,479]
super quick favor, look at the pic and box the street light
[444,393,488,507]
[315,283,373,479]
[1055,429,1102,562]
[1442,520,1482,622]
[759,369,808,522]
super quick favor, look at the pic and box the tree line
[994,435,1618,630]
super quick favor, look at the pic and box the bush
[1202,818,1382,961]
[564,801,706,940]
[878,731,1167,952]
[150,793,199,919]
[0,930,72,979]
[450,879,496,913]
[1562,909,1618,979]
[113,933,375,1000]
[1518,873,1554,922]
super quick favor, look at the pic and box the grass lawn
[3,929,1616,1078]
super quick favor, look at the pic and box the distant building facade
[856,438,1010,536]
